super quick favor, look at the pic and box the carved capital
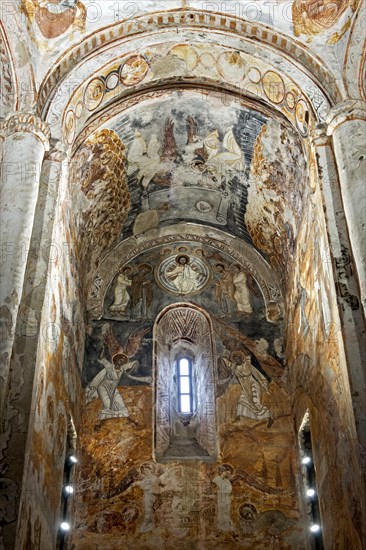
[310,123,330,147]
[44,138,70,162]
[0,112,50,149]
[326,100,366,135]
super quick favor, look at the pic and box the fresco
[77,321,303,549]
[69,128,130,279]
[107,92,266,246]
[83,240,283,387]
[21,0,86,42]
[245,119,309,287]
[65,42,313,146]
[285,191,365,548]
[292,0,360,39]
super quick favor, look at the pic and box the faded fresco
[69,128,130,280]
[110,93,266,246]
[1,0,365,546]
[21,0,86,43]
[76,224,306,548]
[285,191,365,548]
[4,152,86,548]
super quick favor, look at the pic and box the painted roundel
[83,77,105,111]
[64,109,76,144]
[155,254,211,296]
[120,55,149,86]
[105,71,120,91]
[217,51,245,81]
[295,99,309,136]
[262,71,285,104]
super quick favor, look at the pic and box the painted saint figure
[223,350,273,426]
[131,264,153,318]
[109,267,132,314]
[85,353,138,420]
[167,254,202,294]
[231,264,252,314]
[215,263,235,313]
[136,462,157,532]
[213,464,235,531]
[86,324,151,420]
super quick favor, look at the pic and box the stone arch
[38,10,338,148]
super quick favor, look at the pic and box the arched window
[177,356,193,414]
[154,304,217,462]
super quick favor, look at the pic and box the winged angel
[127,118,177,189]
[86,324,151,420]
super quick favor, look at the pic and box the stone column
[0,113,50,419]
[0,139,68,549]
[311,123,366,475]
[326,100,366,317]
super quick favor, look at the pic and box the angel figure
[206,128,244,172]
[222,349,273,426]
[86,324,151,420]
[215,263,235,313]
[127,118,177,189]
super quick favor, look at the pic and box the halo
[112,352,128,365]
[230,350,247,363]
[218,463,234,476]
[175,254,190,264]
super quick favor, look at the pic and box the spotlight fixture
[60,522,70,532]
[302,456,311,465]
[306,488,316,498]
[67,455,77,466]
[64,485,74,496]
[310,524,321,533]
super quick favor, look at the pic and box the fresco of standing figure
[231,264,253,314]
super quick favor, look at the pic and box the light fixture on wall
[63,485,74,496]
[66,455,78,468]
[310,524,321,533]
[306,488,316,498]
[302,456,311,465]
[60,522,70,532]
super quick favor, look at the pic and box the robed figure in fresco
[110,267,132,314]
[167,254,202,294]
[213,464,235,531]
[221,349,273,426]
[231,265,253,314]
[86,324,150,420]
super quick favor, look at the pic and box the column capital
[44,138,70,162]
[310,123,330,147]
[0,112,50,149]
[326,100,366,135]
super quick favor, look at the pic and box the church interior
[0,0,365,548]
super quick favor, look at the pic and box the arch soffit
[87,224,283,323]
[0,17,36,111]
[71,84,301,155]
[343,0,366,100]
[38,10,339,141]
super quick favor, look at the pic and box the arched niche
[154,303,217,463]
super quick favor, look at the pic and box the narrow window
[178,357,192,413]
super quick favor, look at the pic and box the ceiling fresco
[70,90,308,295]
[111,92,266,245]
[17,0,361,87]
